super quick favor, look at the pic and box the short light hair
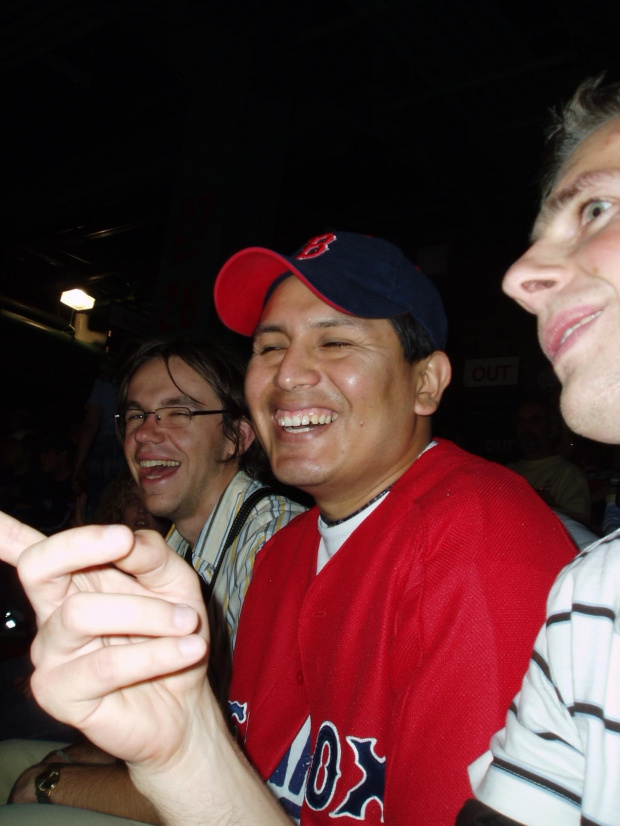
[541,74,620,200]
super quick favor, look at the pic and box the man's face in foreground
[503,114,620,443]
[245,276,440,519]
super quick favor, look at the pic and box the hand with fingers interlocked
[0,511,293,825]
[2,513,210,768]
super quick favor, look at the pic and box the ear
[412,351,452,417]
[235,418,256,457]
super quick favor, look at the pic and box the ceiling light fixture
[60,289,95,311]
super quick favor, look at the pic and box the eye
[125,410,145,423]
[322,340,350,348]
[253,341,285,356]
[581,199,611,224]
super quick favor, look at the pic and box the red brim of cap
[214,247,305,335]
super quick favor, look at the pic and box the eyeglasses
[115,406,225,437]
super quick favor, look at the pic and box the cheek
[245,365,269,408]
[250,416,274,453]
[328,361,373,399]
[166,431,188,456]
[339,370,361,393]
[584,226,620,276]
[245,369,274,438]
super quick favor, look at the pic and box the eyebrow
[253,316,368,338]
[532,169,620,241]
[124,394,198,409]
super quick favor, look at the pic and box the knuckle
[29,633,44,666]
[60,591,89,630]
[93,644,120,684]
[15,547,36,588]
[29,667,51,708]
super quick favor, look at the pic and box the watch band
[34,765,61,804]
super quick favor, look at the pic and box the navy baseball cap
[214,231,447,349]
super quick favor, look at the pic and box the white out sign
[463,357,519,387]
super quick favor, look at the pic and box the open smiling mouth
[139,459,181,479]
[277,410,338,433]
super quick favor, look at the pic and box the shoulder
[238,475,308,525]
[547,529,620,611]
[403,439,529,484]
[227,476,309,563]
[390,440,575,567]
[395,439,561,516]
[249,504,319,566]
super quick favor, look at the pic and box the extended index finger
[0,511,45,565]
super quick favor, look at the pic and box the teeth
[560,312,601,346]
[139,460,181,468]
[277,412,338,428]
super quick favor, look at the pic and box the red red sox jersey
[228,439,576,824]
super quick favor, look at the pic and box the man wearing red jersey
[0,231,575,825]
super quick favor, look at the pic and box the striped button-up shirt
[167,471,306,699]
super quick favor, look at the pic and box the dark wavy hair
[117,338,267,479]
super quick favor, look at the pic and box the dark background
[1,0,619,464]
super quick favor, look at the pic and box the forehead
[534,115,620,237]
[127,356,217,402]
[562,114,620,177]
[257,275,342,322]
[255,275,398,343]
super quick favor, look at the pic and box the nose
[274,343,321,391]
[502,241,572,312]
[132,412,166,444]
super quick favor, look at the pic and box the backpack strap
[199,487,276,606]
